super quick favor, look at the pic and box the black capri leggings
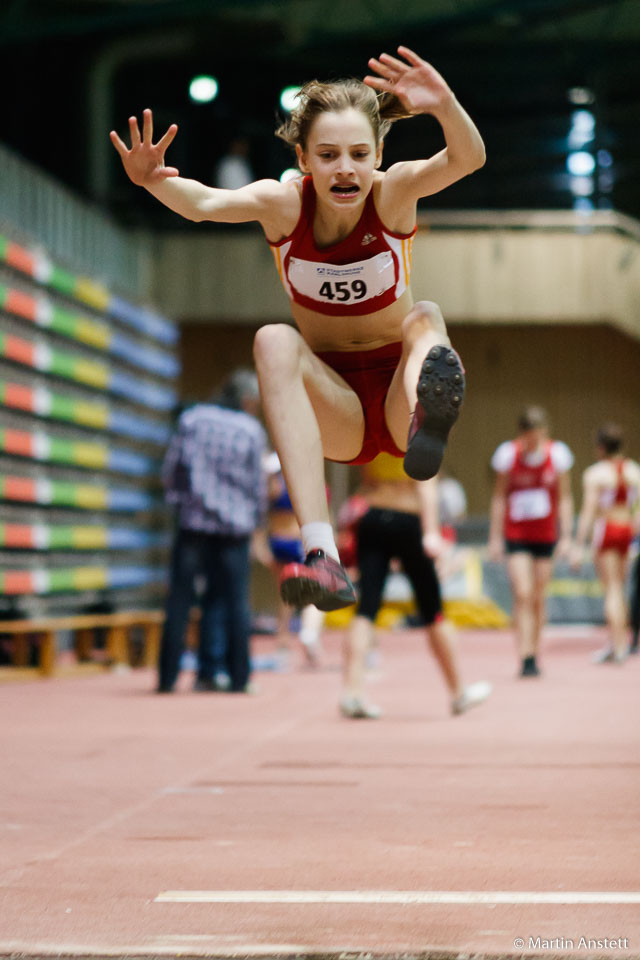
[356,507,442,626]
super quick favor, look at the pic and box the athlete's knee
[401,300,447,341]
[512,582,534,604]
[253,323,302,377]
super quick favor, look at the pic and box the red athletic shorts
[316,342,405,465]
[594,520,634,556]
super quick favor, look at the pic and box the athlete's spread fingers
[128,116,141,148]
[397,45,424,67]
[363,75,391,92]
[156,123,178,153]
[379,52,410,74]
[109,130,128,156]
[142,108,153,143]
[367,57,398,81]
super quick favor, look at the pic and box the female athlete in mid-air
[111,46,485,612]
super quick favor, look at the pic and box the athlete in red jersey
[488,407,574,678]
[111,46,485,612]
[572,424,640,663]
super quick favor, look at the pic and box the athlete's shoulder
[550,440,574,472]
[583,460,606,484]
[491,440,515,472]
[625,458,640,479]
[258,176,304,243]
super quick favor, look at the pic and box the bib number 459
[319,279,367,302]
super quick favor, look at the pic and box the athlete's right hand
[110,109,179,187]
[569,544,585,571]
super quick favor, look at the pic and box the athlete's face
[296,108,382,208]
[519,427,547,452]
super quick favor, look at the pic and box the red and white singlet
[496,440,566,543]
[269,176,416,317]
[593,459,636,555]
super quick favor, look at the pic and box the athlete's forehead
[307,108,375,147]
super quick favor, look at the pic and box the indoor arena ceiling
[2,0,640,225]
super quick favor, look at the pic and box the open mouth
[331,184,359,195]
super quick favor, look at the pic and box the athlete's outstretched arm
[365,46,485,201]
[110,108,286,225]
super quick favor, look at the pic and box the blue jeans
[158,528,251,691]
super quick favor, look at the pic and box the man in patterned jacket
[158,369,268,693]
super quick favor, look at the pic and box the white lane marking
[0,940,310,957]
[160,786,224,795]
[155,890,640,904]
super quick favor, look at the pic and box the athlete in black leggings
[340,454,491,719]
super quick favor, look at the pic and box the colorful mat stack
[0,230,178,606]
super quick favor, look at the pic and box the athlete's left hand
[555,536,573,562]
[364,46,453,116]
[422,531,446,559]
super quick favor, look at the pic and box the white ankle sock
[300,522,340,562]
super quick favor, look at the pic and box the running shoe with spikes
[404,345,465,481]
[280,549,356,612]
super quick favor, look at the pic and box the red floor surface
[1,625,639,959]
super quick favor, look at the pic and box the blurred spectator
[158,368,268,693]
[438,472,467,529]
[214,136,253,189]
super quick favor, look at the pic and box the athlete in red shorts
[111,46,484,612]
[572,424,640,663]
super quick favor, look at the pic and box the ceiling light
[189,75,219,103]
[280,86,302,112]
[568,87,594,105]
[566,152,595,177]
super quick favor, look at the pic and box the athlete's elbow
[474,145,487,170]
[467,144,486,173]
[189,204,211,223]
[450,150,485,182]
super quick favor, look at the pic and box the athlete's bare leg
[507,552,536,660]
[273,592,293,668]
[384,300,451,450]
[342,614,372,698]
[427,618,492,713]
[253,324,363,525]
[532,558,553,655]
[340,614,381,717]
[425,618,462,698]
[596,551,629,658]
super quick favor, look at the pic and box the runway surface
[1,625,639,958]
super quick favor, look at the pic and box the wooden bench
[0,610,167,676]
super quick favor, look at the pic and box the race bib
[288,251,395,306]
[508,487,551,522]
